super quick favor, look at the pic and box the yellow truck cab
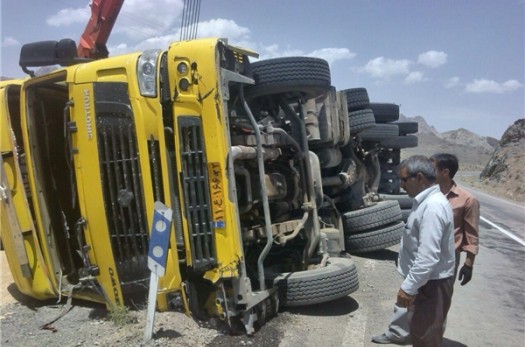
[3,37,366,333]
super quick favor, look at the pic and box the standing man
[372,155,455,347]
[430,153,480,283]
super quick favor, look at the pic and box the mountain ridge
[398,114,496,172]
[398,114,524,202]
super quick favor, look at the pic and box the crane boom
[77,0,124,59]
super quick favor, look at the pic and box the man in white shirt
[372,155,455,347]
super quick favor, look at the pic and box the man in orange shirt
[430,153,480,283]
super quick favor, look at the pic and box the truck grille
[94,83,149,289]
[178,117,216,270]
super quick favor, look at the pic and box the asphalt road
[443,185,525,346]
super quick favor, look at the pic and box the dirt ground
[1,177,520,346]
[1,249,399,347]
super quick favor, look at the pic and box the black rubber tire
[368,103,400,123]
[379,180,400,195]
[343,88,370,111]
[349,109,376,134]
[378,148,401,166]
[345,221,404,254]
[245,57,331,100]
[269,257,359,307]
[379,135,418,149]
[394,121,419,135]
[401,209,411,222]
[359,123,399,142]
[342,200,402,234]
[379,193,413,209]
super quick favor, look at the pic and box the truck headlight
[137,49,161,97]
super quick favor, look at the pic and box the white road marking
[480,216,525,247]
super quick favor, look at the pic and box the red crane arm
[77,0,124,59]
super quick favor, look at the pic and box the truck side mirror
[19,38,79,77]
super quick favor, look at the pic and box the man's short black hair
[430,153,459,178]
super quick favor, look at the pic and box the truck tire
[368,102,400,123]
[349,109,375,134]
[342,88,370,111]
[379,193,413,209]
[379,180,401,195]
[394,121,418,135]
[379,194,414,223]
[342,200,402,234]
[359,123,399,142]
[380,135,418,149]
[345,221,404,253]
[401,209,411,222]
[268,257,359,307]
[245,57,331,100]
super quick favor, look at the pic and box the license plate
[208,162,225,226]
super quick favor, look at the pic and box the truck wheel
[380,135,418,149]
[401,209,411,222]
[378,179,399,194]
[359,123,399,142]
[379,194,413,209]
[368,102,400,123]
[268,257,359,307]
[342,200,402,234]
[394,121,418,135]
[342,88,370,111]
[379,195,413,222]
[245,57,331,100]
[345,221,404,253]
[378,178,401,195]
[349,109,375,134]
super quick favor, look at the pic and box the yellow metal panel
[0,82,56,300]
[19,73,68,293]
[68,83,124,307]
[167,39,243,281]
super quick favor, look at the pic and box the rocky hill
[398,115,524,202]
[479,119,525,202]
[398,114,496,172]
[441,128,498,152]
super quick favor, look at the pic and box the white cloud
[445,77,460,88]
[1,37,19,47]
[114,0,184,40]
[362,57,411,79]
[196,18,251,41]
[258,44,304,60]
[404,71,425,84]
[46,7,90,27]
[257,46,354,65]
[417,50,447,68]
[134,35,178,51]
[106,43,132,57]
[307,48,356,65]
[465,79,523,94]
[259,44,281,58]
[132,18,251,52]
[47,0,184,40]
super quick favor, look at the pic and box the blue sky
[1,0,523,139]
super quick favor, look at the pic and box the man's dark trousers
[409,277,454,347]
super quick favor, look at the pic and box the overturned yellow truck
[0,37,368,333]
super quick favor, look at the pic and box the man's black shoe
[371,333,411,345]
